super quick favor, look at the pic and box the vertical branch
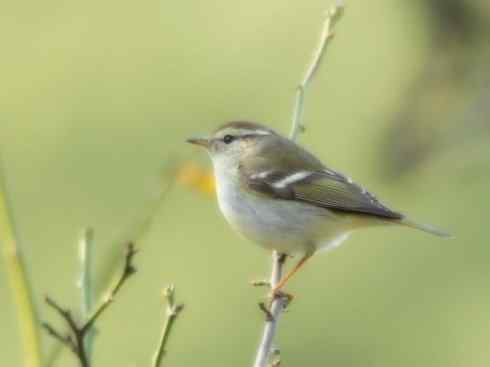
[152,285,184,367]
[290,0,345,141]
[0,154,43,367]
[253,252,287,367]
[255,2,345,366]
[79,228,95,364]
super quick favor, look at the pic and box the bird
[187,121,449,297]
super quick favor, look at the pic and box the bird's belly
[216,178,351,254]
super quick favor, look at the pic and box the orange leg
[270,253,312,297]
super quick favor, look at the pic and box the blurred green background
[1,0,490,366]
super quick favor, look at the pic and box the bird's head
[187,121,277,167]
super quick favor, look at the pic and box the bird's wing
[242,167,403,220]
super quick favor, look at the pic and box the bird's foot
[258,291,293,322]
[269,289,294,308]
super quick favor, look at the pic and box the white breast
[212,159,352,254]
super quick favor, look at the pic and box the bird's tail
[398,217,451,238]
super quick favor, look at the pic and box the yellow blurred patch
[176,161,215,196]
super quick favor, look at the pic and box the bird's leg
[270,253,312,299]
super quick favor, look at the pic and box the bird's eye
[223,135,235,144]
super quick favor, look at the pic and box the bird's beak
[186,137,210,149]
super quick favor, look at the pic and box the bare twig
[83,243,137,333]
[255,3,345,366]
[290,0,345,141]
[152,285,185,367]
[41,322,76,353]
[42,243,137,367]
[44,297,89,367]
[0,154,43,367]
[251,280,271,287]
[253,252,288,367]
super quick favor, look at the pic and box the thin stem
[253,252,287,367]
[41,321,76,354]
[79,228,95,363]
[152,285,184,367]
[81,244,137,334]
[290,86,306,141]
[290,0,345,141]
[0,154,43,367]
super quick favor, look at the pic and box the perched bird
[187,121,448,296]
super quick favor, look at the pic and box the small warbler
[187,121,448,296]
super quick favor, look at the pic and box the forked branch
[42,243,137,367]
[152,285,185,367]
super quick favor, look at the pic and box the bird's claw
[269,289,294,308]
